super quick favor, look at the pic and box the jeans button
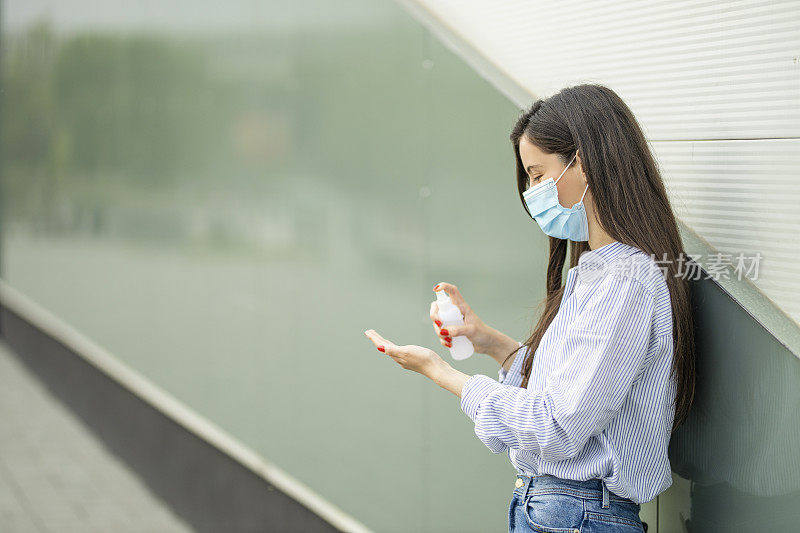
[515,478,523,488]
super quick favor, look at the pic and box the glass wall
[0,1,551,531]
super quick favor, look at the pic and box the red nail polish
[445,342,452,347]
[440,328,449,336]
[444,337,451,342]
[433,284,440,290]
[377,345,385,352]
[435,320,442,328]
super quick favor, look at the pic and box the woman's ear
[575,149,588,185]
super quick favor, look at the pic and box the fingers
[432,317,456,346]
[364,329,394,354]
[432,282,471,315]
[429,301,443,331]
[438,325,460,338]
[363,330,409,368]
[429,301,440,325]
[428,301,452,347]
[438,325,456,348]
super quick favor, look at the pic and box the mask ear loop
[578,181,589,204]
[571,152,589,205]
[553,152,578,185]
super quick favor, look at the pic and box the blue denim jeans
[508,473,646,532]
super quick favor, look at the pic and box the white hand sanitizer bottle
[435,289,475,360]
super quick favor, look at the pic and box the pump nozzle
[435,290,451,304]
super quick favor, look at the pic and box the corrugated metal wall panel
[410,0,800,325]
[413,0,800,140]
[656,139,800,321]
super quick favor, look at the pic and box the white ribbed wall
[410,0,800,325]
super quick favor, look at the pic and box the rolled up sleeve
[459,274,656,459]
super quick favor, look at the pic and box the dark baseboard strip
[0,280,372,533]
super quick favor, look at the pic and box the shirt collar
[564,240,642,294]
[584,240,639,263]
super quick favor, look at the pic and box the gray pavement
[0,339,193,532]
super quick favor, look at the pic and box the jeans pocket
[582,510,645,532]
[522,492,583,533]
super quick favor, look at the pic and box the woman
[364,83,696,532]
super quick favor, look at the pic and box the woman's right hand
[430,282,505,357]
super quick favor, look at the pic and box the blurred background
[1,1,799,532]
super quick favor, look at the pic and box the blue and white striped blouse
[460,240,676,504]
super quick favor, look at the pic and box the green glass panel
[1,1,545,531]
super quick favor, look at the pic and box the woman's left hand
[364,329,447,381]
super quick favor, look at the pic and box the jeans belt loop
[601,480,610,508]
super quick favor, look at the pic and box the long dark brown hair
[504,83,696,433]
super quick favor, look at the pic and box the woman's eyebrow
[526,164,544,173]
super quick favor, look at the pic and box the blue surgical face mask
[522,152,590,241]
